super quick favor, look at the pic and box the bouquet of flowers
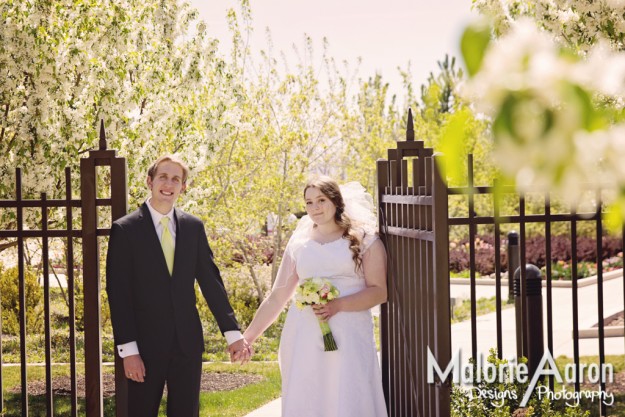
[295,278,340,351]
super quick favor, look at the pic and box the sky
[189,0,479,99]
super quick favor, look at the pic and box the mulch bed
[606,370,625,395]
[9,372,264,398]
[579,369,625,396]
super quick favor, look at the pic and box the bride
[243,176,388,417]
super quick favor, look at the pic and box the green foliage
[402,55,494,191]
[464,1,625,230]
[196,264,285,361]
[0,329,116,364]
[78,285,112,335]
[0,0,230,202]
[461,21,492,77]
[542,261,592,281]
[338,74,402,191]
[420,56,464,121]
[221,265,268,328]
[439,108,477,185]
[451,349,591,417]
[0,265,43,336]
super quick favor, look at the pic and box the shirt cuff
[224,330,244,346]
[117,341,140,358]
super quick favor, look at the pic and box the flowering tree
[459,0,625,226]
[1,0,243,224]
[473,0,625,51]
[191,4,403,297]
[2,0,456,306]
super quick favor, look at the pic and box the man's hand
[227,338,253,364]
[123,354,146,382]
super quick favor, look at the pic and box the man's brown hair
[147,155,190,184]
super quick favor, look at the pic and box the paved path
[451,272,624,362]
[244,275,625,417]
[244,398,282,417]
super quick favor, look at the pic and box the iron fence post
[514,264,544,376]
[81,121,127,417]
[507,231,519,303]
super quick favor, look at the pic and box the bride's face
[305,187,337,226]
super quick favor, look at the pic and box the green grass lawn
[0,362,281,417]
[451,296,514,323]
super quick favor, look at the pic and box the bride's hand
[313,300,341,321]
[228,338,253,364]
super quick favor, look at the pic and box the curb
[450,268,623,289]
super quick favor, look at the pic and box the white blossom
[464,14,625,206]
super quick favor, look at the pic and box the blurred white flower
[573,42,625,97]
[606,0,625,8]
[462,14,625,207]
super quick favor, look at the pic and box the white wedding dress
[278,235,388,417]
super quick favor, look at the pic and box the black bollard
[514,264,544,377]
[507,231,520,303]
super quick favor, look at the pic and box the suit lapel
[140,203,171,277]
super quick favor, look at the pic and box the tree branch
[50,264,69,307]
[7,132,17,152]
[0,239,18,253]
[229,237,265,303]
[0,103,9,143]
[212,132,239,207]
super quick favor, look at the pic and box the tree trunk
[237,241,265,302]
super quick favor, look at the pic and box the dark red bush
[449,248,470,272]
[449,234,622,275]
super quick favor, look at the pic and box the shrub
[449,234,623,276]
[57,270,111,334]
[196,264,286,361]
[231,234,276,266]
[451,349,591,417]
[0,265,44,336]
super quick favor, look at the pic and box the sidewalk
[244,274,625,417]
[244,398,281,417]
[451,271,624,361]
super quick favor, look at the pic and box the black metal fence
[447,153,623,417]
[0,122,127,417]
[378,110,625,417]
[1,114,623,417]
[377,110,451,417]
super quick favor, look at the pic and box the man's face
[147,160,186,211]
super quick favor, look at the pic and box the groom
[106,155,251,417]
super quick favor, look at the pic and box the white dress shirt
[116,199,243,358]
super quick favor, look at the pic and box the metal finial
[406,108,414,142]
[99,119,107,150]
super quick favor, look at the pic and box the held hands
[228,338,253,364]
[123,354,146,383]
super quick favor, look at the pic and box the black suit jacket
[106,203,240,359]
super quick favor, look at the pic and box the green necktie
[160,216,174,275]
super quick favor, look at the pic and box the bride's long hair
[303,176,363,271]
